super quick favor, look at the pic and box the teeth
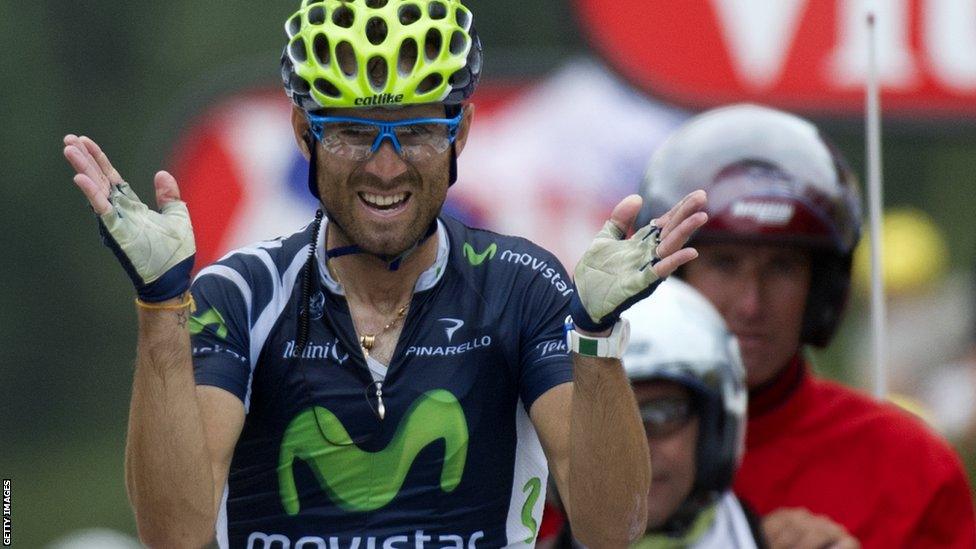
[361,192,407,207]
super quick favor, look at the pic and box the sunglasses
[306,111,463,162]
[639,396,696,439]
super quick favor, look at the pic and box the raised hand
[570,191,707,333]
[63,135,196,303]
[645,189,707,278]
[763,508,860,549]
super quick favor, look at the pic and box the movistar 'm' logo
[278,389,469,514]
[189,308,227,339]
[522,477,543,543]
[462,242,497,266]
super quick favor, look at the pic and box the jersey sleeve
[516,251,575,409]
[189,265,253,404]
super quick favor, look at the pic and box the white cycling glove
[570,220,663,332]
[97,182,196,302]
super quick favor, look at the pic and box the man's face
[293,103,472,257]
[683,242,811,387]
[635,381,699,530]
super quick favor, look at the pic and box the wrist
[135,293,196,312]
[565,317,630,359]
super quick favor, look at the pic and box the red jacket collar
[748,354,805,418]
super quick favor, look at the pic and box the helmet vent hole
[398,4,421,25]
[367,57,389,91]
[416,73,443,94]
[366,17,388,45]
[291,73,311,94]
[314,78,342,98]
[308,5,327,25]
[449,30,467,56]
[336,41,358,76]
[289,38,308,63]
[365,0,388,7]
[424,28,442,60]
[429,1,447,20]
[449,68,469,88]
[397,37,418,75]
[287,15,303,37]
[312,34,331,66]
[332,5,355,28]
[455,7,470,30]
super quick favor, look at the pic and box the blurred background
[5,0,976,545]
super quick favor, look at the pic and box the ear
[291,105,312,161]
[453,103,476,156]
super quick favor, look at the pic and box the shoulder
[207,223,313,276]
[810,376,965,474]
[191,222,316,315]
[442,216,573,294]
[196,223,314,285]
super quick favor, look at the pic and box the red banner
[575,0,976,117]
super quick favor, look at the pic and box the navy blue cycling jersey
[190,215,575,548]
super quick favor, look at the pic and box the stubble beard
[318,162,447,259]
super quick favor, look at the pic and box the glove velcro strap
[570,277,665,332]
[137,255,194,302]
[570,294,614,332]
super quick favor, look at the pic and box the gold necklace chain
[358,305,408,359]
[328,257,409,360]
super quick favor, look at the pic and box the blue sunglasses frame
[306,111,464,155]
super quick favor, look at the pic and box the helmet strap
[445,103,463,186]
[449,142,458,186]
[323,220,438,272]
[305,131,322,200]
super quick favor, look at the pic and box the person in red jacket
[639,103,976,549]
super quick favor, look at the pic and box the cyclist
[640,103,974,548]
[62,1,707,547]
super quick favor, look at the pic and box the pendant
[375,383,385,421]
[360,335,375,359]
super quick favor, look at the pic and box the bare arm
[535,360,652,547]
[538,191,707,546]
[570,354,652,548]
[63,135,244,547]
[125,303,246,547]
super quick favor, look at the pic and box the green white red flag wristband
[564,316,631,359]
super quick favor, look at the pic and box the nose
[731,270,763,321]
[363,139,409,181]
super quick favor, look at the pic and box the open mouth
[359,192,410,211]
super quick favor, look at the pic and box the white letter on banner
[925,0,976,91]
[709,0,809,89]
[828,0,917,88]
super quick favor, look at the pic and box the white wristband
[565,316,631,359]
